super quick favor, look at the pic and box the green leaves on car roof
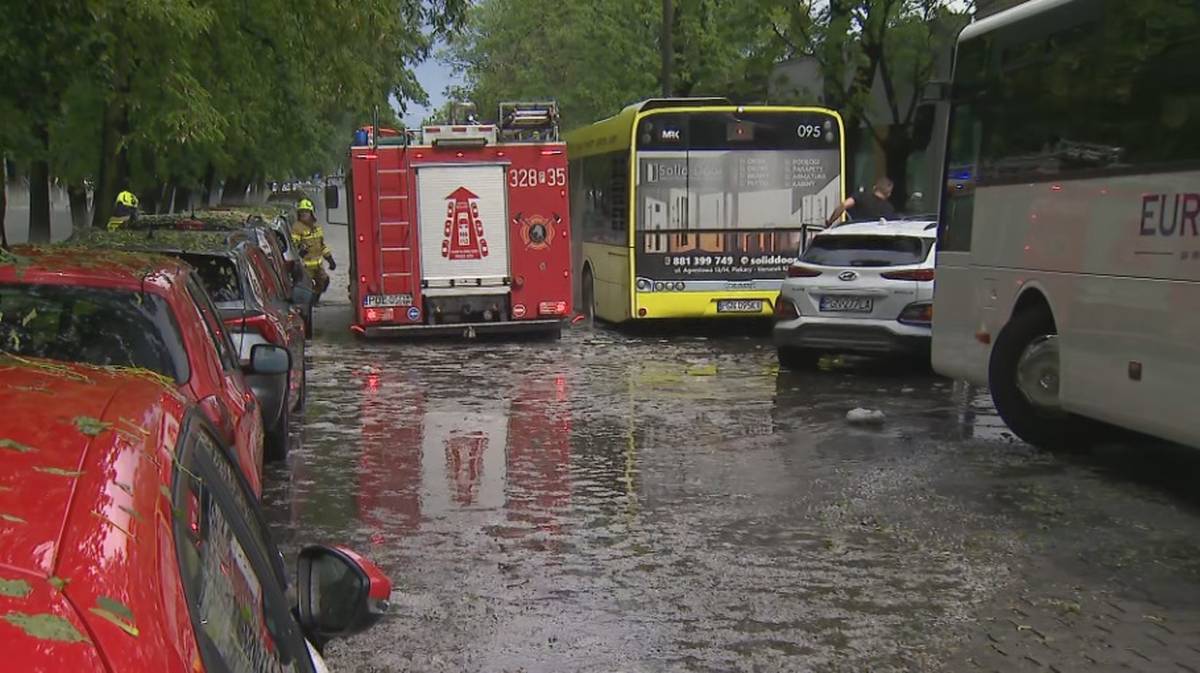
[0,578,32,599]
[74,417,112,437]
[89,596,139,638]
[0,438,36,454]
[2,611,90,643]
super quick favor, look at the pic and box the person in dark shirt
[826,177,896,225]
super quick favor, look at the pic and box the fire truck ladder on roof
[497,101,560,143]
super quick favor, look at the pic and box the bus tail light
[773,296,799,321]
[787,265,822,278]
[898,302,933,326]
[881,269,935,281]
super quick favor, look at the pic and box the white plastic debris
[846,408,886,425]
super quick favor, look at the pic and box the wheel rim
[1016,334,1062,412]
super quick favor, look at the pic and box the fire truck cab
[347,101,572,338]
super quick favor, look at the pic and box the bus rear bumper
[355,318,563,339]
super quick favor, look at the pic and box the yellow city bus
[566,98,845,322]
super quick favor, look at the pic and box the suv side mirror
[324,184,339,210]
[248,343,290,375]
[297,545,391,645]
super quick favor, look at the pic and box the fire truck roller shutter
[416,164,511,295]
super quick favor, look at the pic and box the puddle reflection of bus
[354,370,572,542]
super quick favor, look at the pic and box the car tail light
[787,265,823,278]
[225,312,285,346]
[881,269,935,281]
[539,301,568,316]
[773,295,799,321]
[898,301,933,326]
[199,395,235,441]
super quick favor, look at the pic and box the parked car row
[0,208,391,671]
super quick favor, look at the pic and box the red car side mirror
[296,545,391,646]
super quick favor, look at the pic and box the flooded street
[262,228,1200,673]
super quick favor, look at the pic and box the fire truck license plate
[717,300,763,313]
[363,294,413,308]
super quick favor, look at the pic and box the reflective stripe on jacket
[291,221,330,268]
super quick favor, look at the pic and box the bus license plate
[717,300,763,313]
[363,293,413,308]
[819,296,873,313]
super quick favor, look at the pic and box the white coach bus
[932,0,1200,450]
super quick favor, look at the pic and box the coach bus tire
[988,307,1097,451]
[777,347,820,371]
[582,268,596,326]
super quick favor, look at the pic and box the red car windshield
[0,283,190,382]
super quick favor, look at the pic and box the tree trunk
[883,125,913,211]
[1,158,8,248]
[67,182,89,233]
[661,0,674,96]
[200,163,217,207]
[221,175,251,206]
[93,99,125,228]
[28,160,52,243]
[174,186,193,213]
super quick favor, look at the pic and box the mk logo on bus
[1140,193,1200,237]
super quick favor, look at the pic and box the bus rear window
[802,235,933,267]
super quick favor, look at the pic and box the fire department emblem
[516,212,559,250]
[442,187,489,260]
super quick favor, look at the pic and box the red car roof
[0,356,192,672]
[0,244,190,289]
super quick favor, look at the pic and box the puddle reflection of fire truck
[355,371,572,541]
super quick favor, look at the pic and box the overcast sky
[402,49,457,126]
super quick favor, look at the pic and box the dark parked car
[73,228,307,459]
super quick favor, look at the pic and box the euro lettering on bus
[1139,193,1200,237]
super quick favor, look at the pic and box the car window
[185,274,240,372]
[0,282,190,382]
[801,235,934,267]
[183,254,243,303]
[173,421,312,673]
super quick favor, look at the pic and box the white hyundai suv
[773,218,937,369]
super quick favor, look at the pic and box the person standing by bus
[291,198,336,297]
[826,177,896,225]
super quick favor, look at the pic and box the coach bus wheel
[988,307,1096,451]
[582,268,596,326]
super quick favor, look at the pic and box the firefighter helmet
[297,198,315,213]
[116,190,139,208]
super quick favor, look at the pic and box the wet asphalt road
[262,226,1200,672]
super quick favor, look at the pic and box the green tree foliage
[0,0,464,236]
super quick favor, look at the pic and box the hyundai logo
[838,271,858,281]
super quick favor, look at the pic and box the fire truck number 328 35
[510,167,567,188]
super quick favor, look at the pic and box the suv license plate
[819,296,873,313]
[363,293,413,308]
[717,300,763,313]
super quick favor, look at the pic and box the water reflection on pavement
[262,309,1200,672]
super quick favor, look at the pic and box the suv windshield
[0,283,190,382]
[181,254,242,303]
[802,235,934,267]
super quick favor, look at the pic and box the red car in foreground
[0,357,390,672]
[0,246,280,494]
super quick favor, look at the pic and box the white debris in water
[846,408,886,425]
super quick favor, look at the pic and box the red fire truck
[346,102,572,337]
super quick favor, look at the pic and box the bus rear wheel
[988,307,1097,451]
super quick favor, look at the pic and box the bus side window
[609,155,627,234]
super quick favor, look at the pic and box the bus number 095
[797,124,824,139]
[510,167,567,188]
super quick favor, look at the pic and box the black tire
[581,268,596,326]
[778,346,821,370]
[988,307,1097,450]
[264,405,290,462]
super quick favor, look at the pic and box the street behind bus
[265,225,1200,673]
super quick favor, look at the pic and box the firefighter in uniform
[291,198,336,297]
[107,190,140,231]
